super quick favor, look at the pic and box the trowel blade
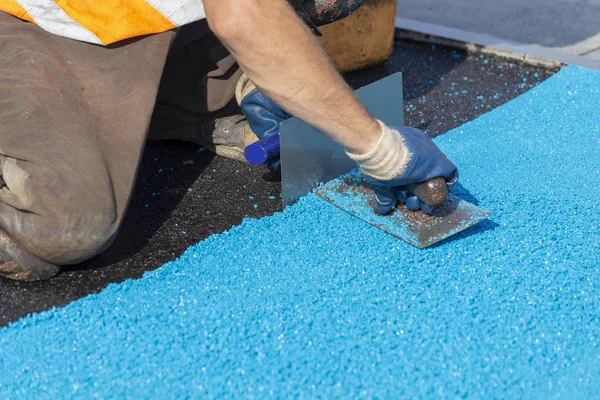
[314,170,491,249]
[280,72,404,206]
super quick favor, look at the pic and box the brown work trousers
[0,13,241,270]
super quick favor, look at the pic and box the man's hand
[236,75,290,170]
[348,122,458,215]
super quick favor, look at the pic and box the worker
[0,0,457,281]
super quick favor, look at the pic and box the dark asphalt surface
[0,39,557,327]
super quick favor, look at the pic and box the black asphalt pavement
[0,39,557,327]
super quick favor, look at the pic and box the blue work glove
[238,77,290,171]
[349,123,458,215]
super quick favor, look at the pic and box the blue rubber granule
[2,66,600,399]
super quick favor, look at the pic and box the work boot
[0,229,60,282]
[148,105,260,162]
[207,115,260,162]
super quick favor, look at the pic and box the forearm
[204,0,380,154]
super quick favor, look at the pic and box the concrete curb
[395,17,600,70]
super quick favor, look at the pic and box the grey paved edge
[396,17,600,71]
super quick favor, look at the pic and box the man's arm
[203,0,381,155]
[204,0,458,214]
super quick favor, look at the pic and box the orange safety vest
[0,0,205,45]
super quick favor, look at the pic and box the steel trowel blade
[280,72,404,206]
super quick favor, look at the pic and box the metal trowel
[254,72,491,248]
[312,170,491,248]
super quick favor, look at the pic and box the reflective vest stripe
[2,0,33,23]
[1,0,205,45]
[147,0,206,27]
[56,0,176,45]
[16,0,102,44]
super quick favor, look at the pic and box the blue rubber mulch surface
[1,65,600,398]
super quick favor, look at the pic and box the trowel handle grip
[244,133,281,165]
[406,177,449,207]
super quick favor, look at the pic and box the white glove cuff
[235,73,256,106]
[346,120,412,181]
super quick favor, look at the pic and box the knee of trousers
[27,210,119,266]
[0,158,120,266]
[6,205,120,266]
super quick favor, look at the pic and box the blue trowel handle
[244,133,280,165]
